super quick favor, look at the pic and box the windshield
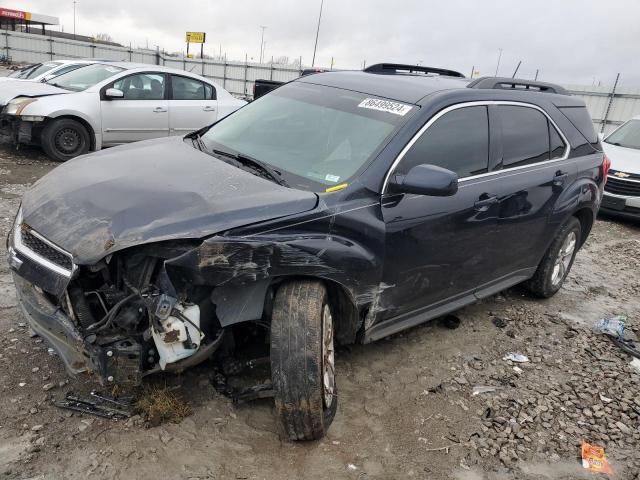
[10,62,62,79]
[46,64,124,91]
[605,119,640,150]
[201,82,413,191]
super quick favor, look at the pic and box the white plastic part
[151,304,202,370]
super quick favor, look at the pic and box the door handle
[203,106,216,112]
[474,194,499,211]
[553,171,569,186]
[153,107,167,113]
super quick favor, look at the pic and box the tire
[525,217,582,298]
[40,118,90,162]
[270,280,337,441]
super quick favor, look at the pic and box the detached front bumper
[0,114,33,145]
[12,272,88,375]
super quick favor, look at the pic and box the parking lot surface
[0,142,639,479]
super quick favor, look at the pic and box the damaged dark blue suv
[8,63,607,440]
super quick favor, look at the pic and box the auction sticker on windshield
[358,98,413,116]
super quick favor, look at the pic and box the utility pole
[73,0,77,39]
[494,48,502,76]
[311,0,324,67]
[259,25,267,63]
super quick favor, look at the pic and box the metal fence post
[3,31,9,61]
[48,37,54,60]
[223,58,227,90]
[244,54,249,97]
[600,73,620,133]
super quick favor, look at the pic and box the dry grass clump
[137,385,192,426]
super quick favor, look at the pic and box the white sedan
[0,59,101,83]
[0,62,246,161]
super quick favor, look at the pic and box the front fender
[163,231,383,341]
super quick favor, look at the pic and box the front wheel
[525,217,582,298]
[270,280,337,441]
[40,118,90,162]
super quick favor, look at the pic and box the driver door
[100,72,169,145]
[378,105,498,324]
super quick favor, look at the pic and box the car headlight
[4,97,37,116]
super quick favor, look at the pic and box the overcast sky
[6,0,640,87]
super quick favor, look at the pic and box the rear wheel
[270,280,337,441]
[41,118,90,162]
[525,217,581,298]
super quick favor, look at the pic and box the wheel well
[573,208,594,247]
[44,115,96,151]
[272,276,361,345]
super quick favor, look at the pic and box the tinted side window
[204,83,216,100]
[559,106,598,144]
[172,75,207,100]
[549,123,565,159]
[113,73,166,100]
[499,106,549,168]
[398,106,489,178]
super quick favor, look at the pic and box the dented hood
[0,80,69,105]
[21,137,318,264]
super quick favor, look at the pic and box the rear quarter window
[559,106,598,145]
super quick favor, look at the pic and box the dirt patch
[0,144,639,479]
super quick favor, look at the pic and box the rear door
[168,75,218,135]
[473,103,575,294]
[100,72,169,145]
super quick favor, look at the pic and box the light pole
[259,25,267,63]
[311,0,324,67]
[494,48,503,77]
[73,1,77,39]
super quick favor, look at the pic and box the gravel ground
[0,142,639,480]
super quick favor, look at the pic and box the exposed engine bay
[61,248,228,386]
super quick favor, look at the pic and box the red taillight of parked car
[602,154,611,183]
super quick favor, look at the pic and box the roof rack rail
[363,63,465,78]
[467,77,569,95]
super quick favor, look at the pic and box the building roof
[0,6,59,25]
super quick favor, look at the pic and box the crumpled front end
[8,209,225,386]
[0,114,35,146]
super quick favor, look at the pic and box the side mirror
[105,88,124,99]
[388,164,458,196]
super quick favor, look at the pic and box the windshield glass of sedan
[605,119,640,150]
[46,64,124,91]
[10,62,62,79]
[201,82,412,189]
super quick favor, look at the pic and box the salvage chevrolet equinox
[8,63,607,441]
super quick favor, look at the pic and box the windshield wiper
[191,133,208,152]
[210,148,288,187]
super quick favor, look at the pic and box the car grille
[19,226,74,271]
[604,177,640,197]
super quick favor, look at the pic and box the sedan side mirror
[105,88,124,99]
[388,164,458,196]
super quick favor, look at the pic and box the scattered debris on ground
[0,143,639,479]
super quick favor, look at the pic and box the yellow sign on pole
[185,32,206,44]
